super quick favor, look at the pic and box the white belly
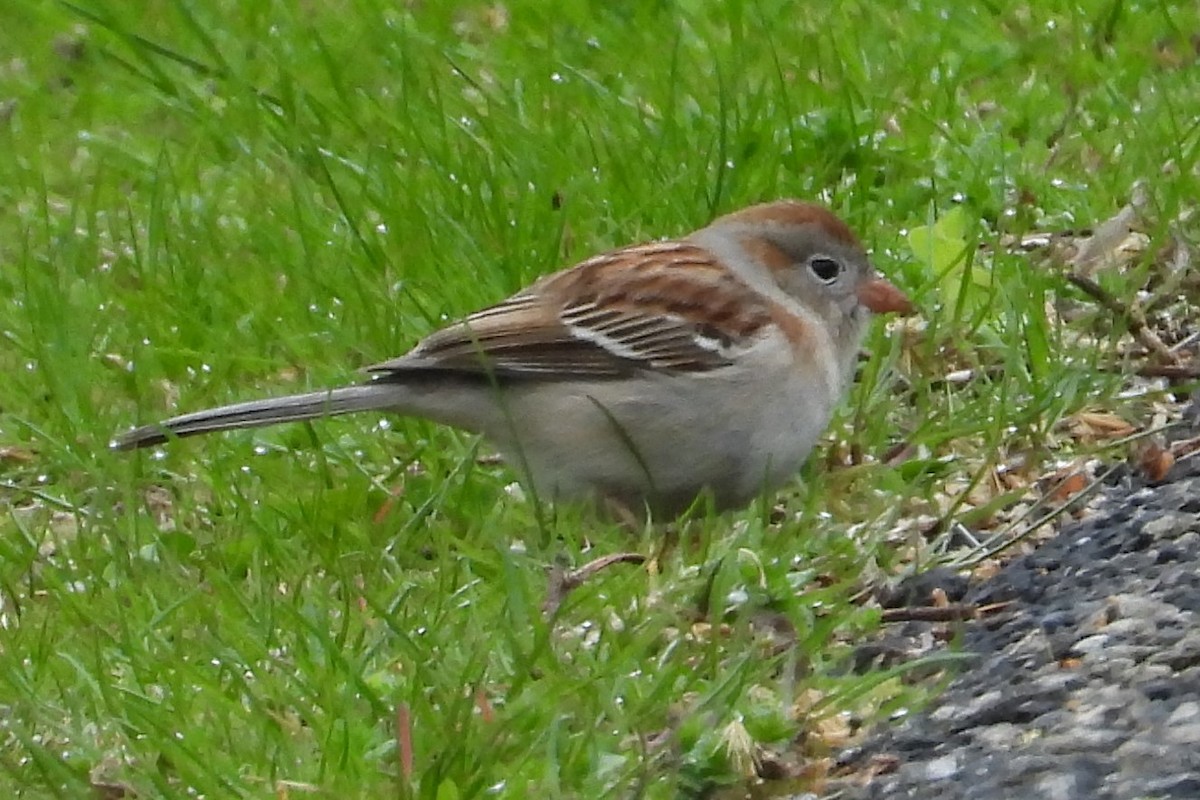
[493,357,838,515]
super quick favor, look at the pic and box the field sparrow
[115,200,911,517]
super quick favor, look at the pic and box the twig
[542,552,646,616]
[955,461,1125,568]
[1134,363,1200,380]
[1067,273,1178,365]
[0,480,82,513]
[396,704,413,782]
[880,601,1011,624]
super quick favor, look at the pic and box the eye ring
[808,255,843,283]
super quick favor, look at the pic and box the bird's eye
[808,255,843,283]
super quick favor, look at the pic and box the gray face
[765,223,874,343]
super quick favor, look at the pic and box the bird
[114,200,912,518]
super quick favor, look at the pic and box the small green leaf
[907,205,969,273]
[742,704,794,743]
[907,206,988,315]
[159,530,197,559]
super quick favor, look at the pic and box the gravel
[827,456,1200,800]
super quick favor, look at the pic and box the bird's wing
[367,241,775,380]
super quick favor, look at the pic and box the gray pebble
[832,462,1200,800]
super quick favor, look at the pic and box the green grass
[2,0,1198,797]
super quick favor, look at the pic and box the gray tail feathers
[112,384,403,450]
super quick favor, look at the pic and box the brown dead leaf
[809,712,855,753]
[1044,465,1089,505]
[971,559,1003,581]
[862,753,902,780]
[1154,34,1200,69]
[372,485,405,525]
[1067,411,1136,441]
[90,778,135,799]
[89,755,137,800]
[1133,439,1175,482]
[101,352,132,371]
[1071,203,1144,276]
[154,378,180,412]
[474,688,496,724]
[788,756,833,792]
[141,485,177,530]
[274,780,322,798]
[0,445,36,464]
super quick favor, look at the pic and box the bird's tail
[112,384,404,450]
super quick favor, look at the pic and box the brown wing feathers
[368,243,773,381]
